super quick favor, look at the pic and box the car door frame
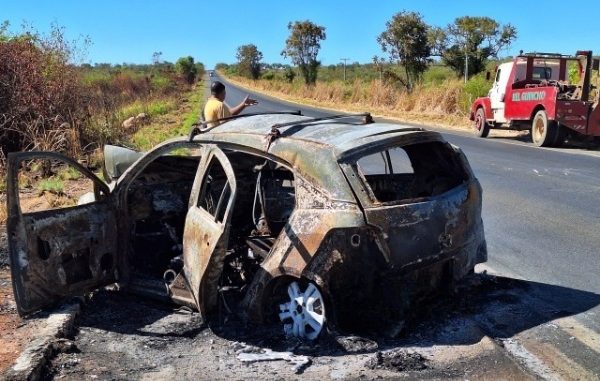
[182,144,237,317]
[6,151,116,315]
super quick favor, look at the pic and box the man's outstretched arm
[230,95,258,116]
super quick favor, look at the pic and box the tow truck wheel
[531,109,557,147]
[473,107,490,138]
[553,123,567,147]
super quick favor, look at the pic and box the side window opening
[198,156,230,222]
[356,142,468,204]
[16,158,104,213]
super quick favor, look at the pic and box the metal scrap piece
[231,341,311,374]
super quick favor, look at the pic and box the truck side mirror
[486,71,491,81]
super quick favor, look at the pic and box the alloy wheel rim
[278,281,326,340]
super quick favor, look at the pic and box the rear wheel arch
[530,104,546,121]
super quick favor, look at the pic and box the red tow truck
[470,51,600,147]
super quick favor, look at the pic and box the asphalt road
[214,73,600,330]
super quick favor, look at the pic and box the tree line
[233,11,517,89]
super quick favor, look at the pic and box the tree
[175,56,198,84]
[236,44,263,79]
[281,20,326,85]
[152,51,163,65]
[431,16,517,78]
[372,55,387,81]
[377,11,431,90]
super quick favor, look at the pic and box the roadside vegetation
[218,12,516,128]
[0,22,206,223]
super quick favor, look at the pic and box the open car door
[6,152,119,315]
[182,145,236,317]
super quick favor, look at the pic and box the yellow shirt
[203,96,231,127]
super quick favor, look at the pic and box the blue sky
[3,0,600,68]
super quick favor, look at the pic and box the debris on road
[231,341,311,374]
[365,349,427,372]
[334,335,378,353]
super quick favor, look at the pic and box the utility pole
[464,51,469,83]
[340,58,350,82]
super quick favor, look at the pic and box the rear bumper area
[324,228,487,334]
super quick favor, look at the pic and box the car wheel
[473,107,490,138]
[531,109,557,147]
[278,280,326,340]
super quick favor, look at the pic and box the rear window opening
[356,142,468,203]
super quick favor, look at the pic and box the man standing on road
[203,81,258,127]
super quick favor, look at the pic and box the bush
[0,25,86,159]
[175,56,198,84]
[460,75,491,112]
[284,68,296,83]
[262,71,275,80]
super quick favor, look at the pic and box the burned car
[6,113,486,339]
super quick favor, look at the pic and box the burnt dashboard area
[123,149,297,316]
[126,155,200,278]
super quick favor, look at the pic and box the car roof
[199,114,443,157]
[192,114,446,202]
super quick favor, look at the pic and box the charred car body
[6,114,487,339]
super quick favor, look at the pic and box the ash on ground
[365,349,427,372]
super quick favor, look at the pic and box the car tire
[531,109,557,147]
[277,279,327,340]
[473,107,490,138]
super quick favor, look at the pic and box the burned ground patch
[365,349,427,372]
[37,270,600,380]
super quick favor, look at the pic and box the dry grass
[225,75,473,130]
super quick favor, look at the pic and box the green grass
[148,99,176,116]
[118,99,177,120]
[129,84,205,151]
[58,166,82,181]
[37,177,65,195]
[94,170,106,182]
